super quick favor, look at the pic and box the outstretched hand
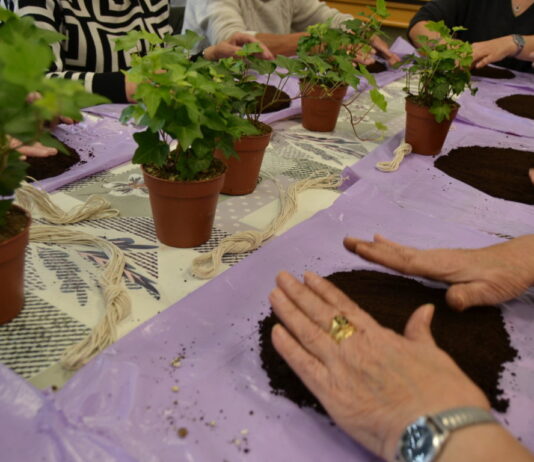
[204,32,274,61]
[344,234,534,310]
[270,271,488,461]
[472,36,518,68]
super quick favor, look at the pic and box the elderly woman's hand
[472,36,519,68]
[269,271,489,461]
[344,234,534,311]
[8,136,57,160]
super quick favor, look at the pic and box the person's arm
[15,1,130,103]
[269,271,534,462]
[291,0,352,31]
[408,0,464,46]
[472,35,534,68]
[344,233,534,311]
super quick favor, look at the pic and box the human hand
[370,35,401,66]
[204,32,274,61]
[27,92,76,127]
[270,271,489,461]
[8,136,57,160]
[344,234,534,311]
[472,36,518,68]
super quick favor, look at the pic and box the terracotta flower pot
[142,163,226,248]
[405,98,459,156]
[215,124,273,195]
[0,205,30,325]
[300,83,348,132]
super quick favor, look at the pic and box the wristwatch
[395,407,497,462]
[512,34,525,57]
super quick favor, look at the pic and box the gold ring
[329,315,356,343]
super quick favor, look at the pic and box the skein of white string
[30,226,131,370]
[191,171,342,279]
[375,141,412,172]
[15,182,119,224]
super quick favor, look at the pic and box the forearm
[255,32,306,56]
[436,424,534,462]
[408,21,441,47]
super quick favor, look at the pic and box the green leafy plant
[210,42,296,128]
[0,8,106,228]
[116,30,258,182]
[281,1,389,136]
[401,21,477,122]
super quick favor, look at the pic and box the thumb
[446,281,488,311]
[404,303,436,345]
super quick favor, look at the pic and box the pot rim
[141,159,227,186]
[0,203,31,250]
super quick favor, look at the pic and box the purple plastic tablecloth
[471,65,534,91]
[457,80,534,138]
[2,180,533,461]
[342,121,534,238]
[34,116,138,192]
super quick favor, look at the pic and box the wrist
[510,34,525,57]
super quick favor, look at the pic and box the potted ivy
[291,1,388,132]
[401,21,476,155]
[213,43,294,195]
[117,31,257,246]
[0,8,105,323]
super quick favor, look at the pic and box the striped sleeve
[10,1,127,103]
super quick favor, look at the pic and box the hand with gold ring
[269,271,490,461]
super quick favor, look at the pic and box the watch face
[399,418,437,462]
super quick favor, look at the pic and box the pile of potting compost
[365,61,387,74]
[26,139,82,181]
[435,146,534,205]
[496,94,534,120]
[471,66,515,80]
[259,270,517,415]
[255,84,291,114]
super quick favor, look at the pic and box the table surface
[0,80,407,390]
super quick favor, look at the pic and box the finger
[529,168,534,186]
[343,236,370,253]
[303,271,379,329]
[404,303,436,345]
[271,324,329,403]
[59,116,75,125]
[373,234,406,249]
[446,281,492,311]
[17,144,58,157]
[275,271,336,331]
[270,285,336,364]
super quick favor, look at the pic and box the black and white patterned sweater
[3,1,172,102]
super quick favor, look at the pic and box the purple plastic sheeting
[2,181,534,461]
[457,80,534,138]
[342,122,534,238]
[33,116,138,192]
[471,65,534,91]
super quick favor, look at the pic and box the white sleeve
[291,0,352,31]
[206,0,252,44]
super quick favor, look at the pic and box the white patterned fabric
[2,1,172,102]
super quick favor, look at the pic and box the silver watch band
[431,406,496,433]
[512,34,525,57]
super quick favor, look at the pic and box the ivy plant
[214,42,295,124]
[0,8,106,228]
[276,2,389,135]
[401,21,477,122]
[116,30,258,182]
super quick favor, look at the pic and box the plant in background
[214,42,294,125]
[401,20,477,122]
[279,0,389,134]
[0,8,106,228]
[116,30,258,182]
